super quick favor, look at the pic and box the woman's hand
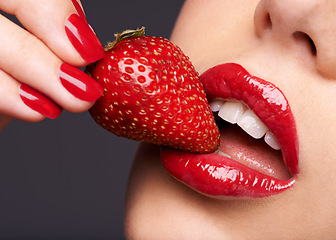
[0,0,105,126]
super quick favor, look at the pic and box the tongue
[219,125,291,180]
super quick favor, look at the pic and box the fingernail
[59,63,103,102]
[71,0,87,23]
[65,13,105,63]
[19,84,62,119]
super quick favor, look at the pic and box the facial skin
[125,0,336,239]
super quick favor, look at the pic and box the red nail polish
[71,0,87,23]
[19,84,62,119]
[65,14,105,63]
[59,63,103,102]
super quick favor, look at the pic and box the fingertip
[69,0,106,63]
[65,13,106,64]
[0,70,58,122]
[59,63,103,102]
[19,84,63,120]
[65,0,106,64]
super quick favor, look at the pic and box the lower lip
[161,147,296,198]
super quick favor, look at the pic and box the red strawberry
[87,28,219,153]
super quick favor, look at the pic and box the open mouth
[161,63,299,198]
[211,99,290,180]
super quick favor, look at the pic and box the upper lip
[201,63,299,176]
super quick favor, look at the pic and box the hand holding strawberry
[87,28,219,153]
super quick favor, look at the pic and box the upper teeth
[210,99,281,150]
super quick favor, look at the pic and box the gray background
[0,1,184,239]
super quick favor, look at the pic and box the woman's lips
[161,148,296,198]
[161,63,299,198]
[201,63,299,175]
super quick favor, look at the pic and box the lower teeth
[215,150,232,159]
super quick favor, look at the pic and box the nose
[254,0,336,78]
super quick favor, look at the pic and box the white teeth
[264,131,281,150]
[237,109,268,139]
[218,101,246,124]
[212,99,281,150]
[210,99,226,112]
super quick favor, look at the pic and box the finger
[0,0,105,66]
[0,14,103,113]
[0,69,61,121]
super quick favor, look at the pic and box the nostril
[254,3,273,37]
[293,31,317,56]
[258,12,272,32]
[264,13,273,30]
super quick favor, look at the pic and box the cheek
[296,84,336,187]
[279,70,336,231]
[170,0,260,74]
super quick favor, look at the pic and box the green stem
[104,27,145,51]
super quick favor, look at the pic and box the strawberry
[87,28,219,153]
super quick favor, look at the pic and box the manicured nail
[71,0,87,23]
[19,84,62,119]
[59,63,104,102]
[65,13,105,63]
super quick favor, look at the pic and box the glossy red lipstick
[161,63,299,198]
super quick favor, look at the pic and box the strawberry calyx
[104,27,146,52]
[86,28,145,77]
